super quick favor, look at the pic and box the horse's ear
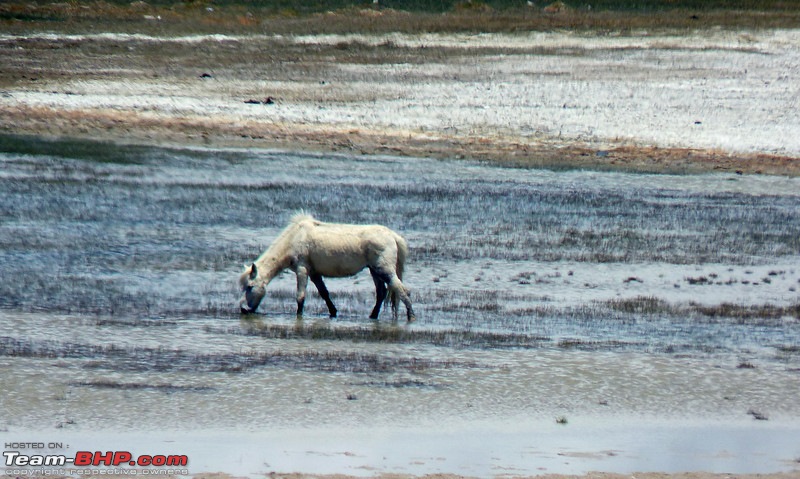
[249,263,258,280]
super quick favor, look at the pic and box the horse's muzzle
[239,300,253,314]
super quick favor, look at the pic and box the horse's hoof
[240,307,252,314]
[407,316,417,323]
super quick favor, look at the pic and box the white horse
[239,213,416,322]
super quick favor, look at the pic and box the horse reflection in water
[239,213,415,322]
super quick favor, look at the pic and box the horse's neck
[255,254,288,285]
[255,232,296,284]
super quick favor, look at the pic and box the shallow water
[0,134,799,475]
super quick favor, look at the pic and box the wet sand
[5,423,800,478]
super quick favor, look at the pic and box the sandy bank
[1,29,799,175]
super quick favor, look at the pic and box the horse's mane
[289,211,315,225]
[257,212,317,260]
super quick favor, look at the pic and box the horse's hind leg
[390,279,415,323]
[369,268,388,320]
[375,269,415,322]
[310,274,338,318]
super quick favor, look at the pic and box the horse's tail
[386,233,408,310]
[396,233,407,281]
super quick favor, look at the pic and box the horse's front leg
[310,274,338,318]
[295,266,309,318]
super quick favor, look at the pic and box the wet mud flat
[1,135,799,476]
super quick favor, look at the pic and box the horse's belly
[308,250,366,277]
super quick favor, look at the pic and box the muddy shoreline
[2,28,799,176]
[4,103,800,176]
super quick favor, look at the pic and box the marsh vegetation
[1,135,799,433]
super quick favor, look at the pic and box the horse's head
[239,263,266,313]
